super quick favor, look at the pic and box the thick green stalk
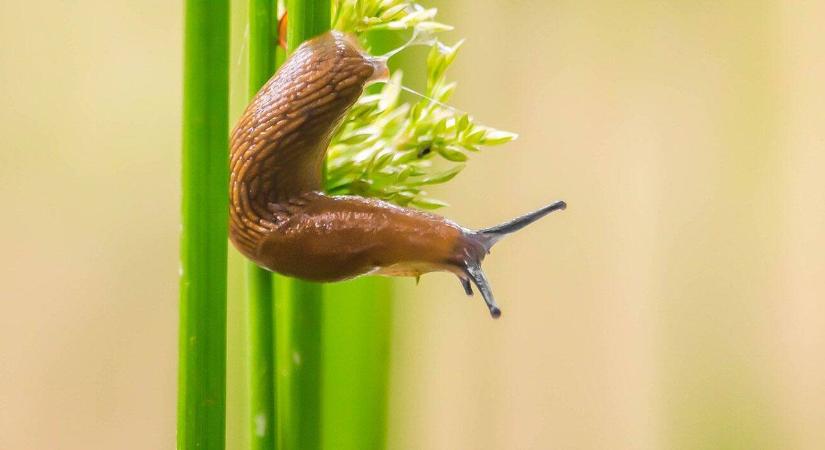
[278,279,324,450]
[277,2,330,449]
[323,278,393,450]
[246,1,278,449]
[320,30,396,450]
[179,1,230,449]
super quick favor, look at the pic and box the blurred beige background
[2,1,824,449]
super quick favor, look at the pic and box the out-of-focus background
[2,1,824,449]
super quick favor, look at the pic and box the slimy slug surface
[229,31,565,318]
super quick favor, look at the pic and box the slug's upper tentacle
[228,30,565,318]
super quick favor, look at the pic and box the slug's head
[451,200,567,319]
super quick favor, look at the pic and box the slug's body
[230,31,565,317]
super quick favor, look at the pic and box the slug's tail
[458,200,567,319]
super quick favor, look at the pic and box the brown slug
[229,30,565,318]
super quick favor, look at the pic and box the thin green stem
[246,266,276,449]
[245,265,276,449]
[286,0,331,55]
[246,1,278,449]
[276,2,331,449]
[249,0,278,90]
[178,1,230,449]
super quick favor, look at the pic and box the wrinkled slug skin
[229,31,474,282]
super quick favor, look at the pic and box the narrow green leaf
[412,196,450,209]
[416,21,454,32]
[437,145,469,162]
[419,165,464,185]
[482,129,519,145]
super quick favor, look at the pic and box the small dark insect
[229,31,565,318]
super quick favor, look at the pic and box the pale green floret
[329,0,517,209]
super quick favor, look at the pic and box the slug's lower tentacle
[229,30,565,318]
[460,277,473,296]
[465,264,500,318]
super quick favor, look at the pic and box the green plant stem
[246,1,279,449]
[179,1,230,449]
[246,265,276,450]
[278,279,324,450]
[285,0,330,55]
[323,277,393,450]
[276,2,330,449]
[320,30,396,450]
